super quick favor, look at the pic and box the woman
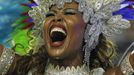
[0,0,133,75]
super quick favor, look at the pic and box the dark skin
[104,67,124,75]
[0,1,134,75]
[104,20,134,75]
[49,52,83,68]
[104,52,134,75]
[0,44,22,74]
[130,52,134,69]
[43,1,85,67]
[1,47,133,74]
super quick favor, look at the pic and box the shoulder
[129,50,134,69]
[104,50,134,75]
[120,51,134,75]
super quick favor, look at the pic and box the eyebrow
[49,9,57,13]
[50,8,78,13]
[63,8,78,12]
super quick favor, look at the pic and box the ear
[130,50,134,69]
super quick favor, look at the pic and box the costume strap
[120,53,134,74]
[0,48,15,75]
[117,42,134,66]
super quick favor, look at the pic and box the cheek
[65,15,86,28]
[43,18,53,37]
[65,15,86,39]
[43,19,52,44]
[43,18,54,30]
[43,23,48,38]
[44,20,50,30]
[70,18,86,36]
[65,16,86,50]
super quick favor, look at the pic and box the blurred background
[0,0,28,47]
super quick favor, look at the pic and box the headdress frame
[29,0,131,66]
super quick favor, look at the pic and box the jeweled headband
[29,0,131,66]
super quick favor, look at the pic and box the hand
[130,50,134,69]
[104,67,123,75]
[0,44,4,56]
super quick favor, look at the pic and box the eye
[64,12,76,15]
[64,9,77,15]
[46,12,55,17]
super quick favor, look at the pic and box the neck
[49,51,84,68]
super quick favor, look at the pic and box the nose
[57,18,62,22]
[53,14,63,22]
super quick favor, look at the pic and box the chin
[46,47,66,59]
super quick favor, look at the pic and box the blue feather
[0,0,28,47]
[113,0,134,20]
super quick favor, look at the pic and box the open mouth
[49,25,67,47]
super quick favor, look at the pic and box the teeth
[51,27,66,35]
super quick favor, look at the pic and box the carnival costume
[0,0,133,75]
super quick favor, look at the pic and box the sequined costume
[0,0,133,75]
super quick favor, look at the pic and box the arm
[130,50,134,69]
[104,67,123,75]
[104,51,134,75]
[0,44,16,75]
[120,52,134,75]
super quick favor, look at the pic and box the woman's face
[43,1,86,59]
